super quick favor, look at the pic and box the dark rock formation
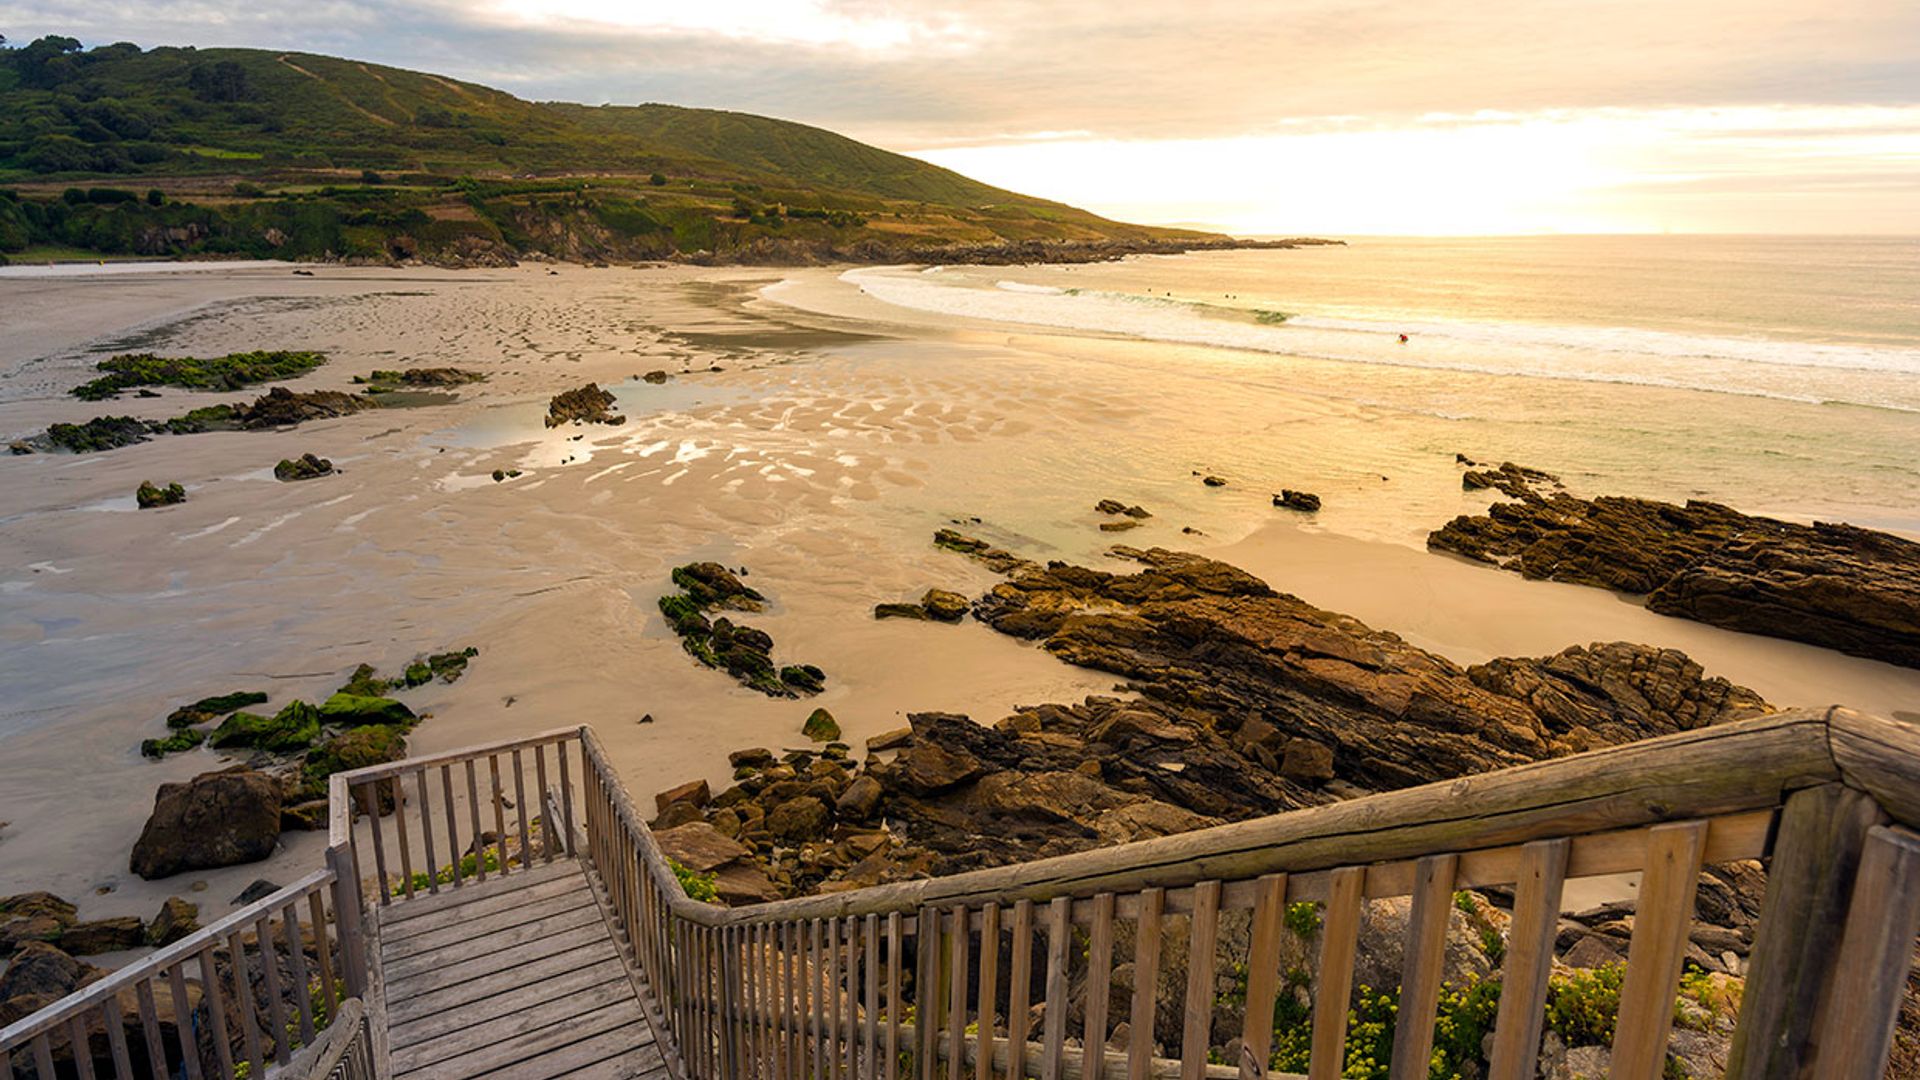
[146,897,200,946]
[135,480,186,508]
[1461,461,1562,499]
[802,709,841,742]
[642,370,672,384]
[1096,499,1152,519]
[273,453,334,481]
[209,701,321,752]
[166,691,267,729]
[1429,488,1920,669]
[357,367,485,389]
[58,917,144,956]
[874,588,970,623]
[659,564,824,697]
[130,767,283,879]
[545,383,624,427]
[933,529,1038,575]
[1274,490,1320,512]
[234,386,372,428]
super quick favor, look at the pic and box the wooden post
[1390,855,1458,1080]
[1307,868,1364,1080]
[1807,825,1920,1080]
[1238,875,1289,1079]
[1127,888,1164,1080]
[1613,821,1709,1080]
[1181,882,1223,1080]
[1042,897,1072,1080]
[1486,839,1569,1080]
[326,844,371,997]
[1726,784,1885,1080]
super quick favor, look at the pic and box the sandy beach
[3,258,1917,930]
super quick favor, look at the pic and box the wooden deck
[375,857,669,1080]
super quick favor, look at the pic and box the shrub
[670,858,720,903]
[146,188,164,207]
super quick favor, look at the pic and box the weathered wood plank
[390,978,646,1073]
[385,928,614,1002]
[381,859,586,929]
[384,904,607,983]
[976,903,1001,1080]
[1388,855,1457,1080]
[949,905,969,1080]
[1306,869,1362,1080]
[1007,898,1036,1080]
[1043,896,1072,1080]
[1808,825,1920,1080]
[1181,882,1223,1080]
[888,910,904,1080]
[1724,785,1884,1079]
[384,890,600,962]
[1613,821,1709,1080]
[1237,874,1288,1080]
[389,956,632,1046]
[1486,839,1569,1080]
[396,1003,649,1080]
[1083,893,1116,1080]
[1127,888,1164,1080]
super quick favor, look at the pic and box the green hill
[0,36,1220,265]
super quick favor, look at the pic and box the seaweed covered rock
[1096,499,1152,519]
[802,708,841,742]
[1,894,76,956]
[46,416,150,453]
[933,529,1039,576]
[71,350,326,401]
[140,728,207,758]
[135,481,186,508]
[273,453,333,481]
[166,691,267,729]
[209,701,321,752]
[145,897,199,947]
[545,383,624,427]
[130,767,282,879]
[403,646,480,686]
[659,565,823,697]
[318,693,416,728]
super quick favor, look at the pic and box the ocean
[834,236,1920,537]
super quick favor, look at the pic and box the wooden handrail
[566,703,1920,1080]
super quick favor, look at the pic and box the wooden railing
[11,706,1918,1080]
[0,871,365,1079]
[331,727,583,907]
[300,999,376,1080]
[578,706,1920,1080]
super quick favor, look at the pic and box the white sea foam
[839,267,1920,412]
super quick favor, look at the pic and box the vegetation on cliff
[0,36,1226,265]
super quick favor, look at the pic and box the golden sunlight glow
[912,106,1920,235]
[483,0,977,50]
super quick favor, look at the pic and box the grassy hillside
[0,35,1221,264]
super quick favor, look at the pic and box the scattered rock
[273,453,334,481]
[874,588,971,623]
[1100,520,1142,532]
[231,879,279,904]
[642,370,671,384]
[1459,460,1561,499]
[131,768,283,879]
[0,940,85,1001]
[166,691,267,729]
[1095,500,1152,519]
[933,529,1039,576]
[1279,738,1335,782]
[58,917,145,956]
[356,367,485,388]
[8,441,32,455]
[209,701,321,752]
[802,708,841,742]
[135,481,185,508]
[318,693,417,728]
[655,778,711,816]
[492,468,522,482]
[1201,475,1227,487]
[545,383,624,427]
[1273,489,1321,512]
[660,564,822,697]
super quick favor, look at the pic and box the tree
[187,60,251,102]
[146,189,164,207]
[649,172,667,186]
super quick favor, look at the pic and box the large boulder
[130,767,283,880]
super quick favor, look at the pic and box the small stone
[1201,475,1227,487]
[728,748,776,770]
[145,897,200,947]
[867,727,912,752]
[835,776,884,820]
[921,589,969,622]
[802,708,841,743]
[1279,738,1336,783]
[767,797,831,843]
[654,778,711,815]
[232,879,279,904]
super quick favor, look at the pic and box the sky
[5,0,1918,235]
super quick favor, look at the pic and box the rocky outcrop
[1273,490,1320,513]
[874,588,970,623]
[234,386,372,428]
[1095,499,1152,519]
[130,767,283,879]
[1429,484,1920,669]
[659,564,825,697]
[135,481,186,508]
[274,453,334,481]
[545,383,624,428]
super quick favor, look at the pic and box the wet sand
[2,261,1916,927]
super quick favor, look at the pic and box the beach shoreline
[2,254,1916,929]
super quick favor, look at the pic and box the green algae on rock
[209,700,321,752]
[71,350,327,401]
[318,693,417,728]
[659,564,824,698]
